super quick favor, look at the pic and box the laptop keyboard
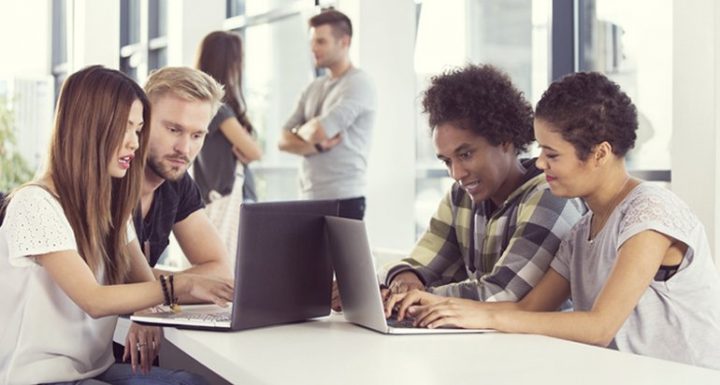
[387,316,417,328]
[170,312,231,323]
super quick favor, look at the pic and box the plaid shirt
[383,163,586,301]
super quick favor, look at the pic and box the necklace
[588,176,632,244]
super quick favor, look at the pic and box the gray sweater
[283,67,376,200]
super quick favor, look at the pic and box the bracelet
[159,275,171,306]
[159,274,181,312]
[169,274,180,312]
[314,143,325,153]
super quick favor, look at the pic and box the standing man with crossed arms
[279,8,376,220]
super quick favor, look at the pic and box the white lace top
[551,183,720,370]
[0,186,134,384]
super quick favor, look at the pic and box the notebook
[325,216,494,335]
[131,199,339,331]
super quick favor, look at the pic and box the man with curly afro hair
[380,64,586,303]
[381,72,720,371]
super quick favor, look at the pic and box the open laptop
[131,199,338,331]
[326,216,494,335]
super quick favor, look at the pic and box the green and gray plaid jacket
[384,162,586,301]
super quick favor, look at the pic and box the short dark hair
[309,8,352,39]
[535,72,637,160]
[422,64,534,153]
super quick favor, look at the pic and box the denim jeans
[338,196,366,220]
[44,363,209,385]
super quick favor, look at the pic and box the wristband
[159,275,171,306]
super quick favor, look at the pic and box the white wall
[339,0,417,253]
[0,0,119,75]
[166,0,225,67]
[72,0,119,71]
[0,1,52,174]
[672,0,720,267]
[0,0,51,77]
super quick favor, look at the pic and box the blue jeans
[44,363,209,385]
[338,196,366,220]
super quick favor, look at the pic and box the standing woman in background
[194,30,262,262]
[0,66,232,384]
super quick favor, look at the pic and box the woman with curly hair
[385,72,720,370]
[374,64,585,306]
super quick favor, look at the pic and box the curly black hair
[535,72,637,160]
[422,64,534,153]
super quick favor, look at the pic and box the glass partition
[242,12,315,200]
[578,0,672,172]
[413,0,550,236]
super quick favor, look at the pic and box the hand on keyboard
[387,313,418,328]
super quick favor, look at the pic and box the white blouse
[0,186,135,384]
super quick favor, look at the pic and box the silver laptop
[131,199,339,331]
[326,216,494,335]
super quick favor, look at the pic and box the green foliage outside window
[0,97,34,193]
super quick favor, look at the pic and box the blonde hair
[144,66,224,115]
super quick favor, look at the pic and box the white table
[149,314,720,385]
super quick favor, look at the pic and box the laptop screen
[231,199,339,330]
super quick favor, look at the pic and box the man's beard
[147,153,189,182]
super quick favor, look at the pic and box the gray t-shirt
[194,104,239,203]
[283,67,376,200]
[551,183,720,370]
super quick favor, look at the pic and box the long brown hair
[47,65,150,284]
[196,31,253,134]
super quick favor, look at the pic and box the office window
[119,0,168,82]
[242,16,313,201]
[413,0,550,236]
[577,0,672,173]
[227,0,246,18]
[148,0,167,39]
[245,0,307,17]
[227,1,330,202]
[148,0,168,72]
[120,0,141,80]
[51,0,70,102]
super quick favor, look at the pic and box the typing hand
[384,289,444,323]
[381,271,425,302]
[177,274,235,306]
[409,296,493,329]
[123,322,162,375]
